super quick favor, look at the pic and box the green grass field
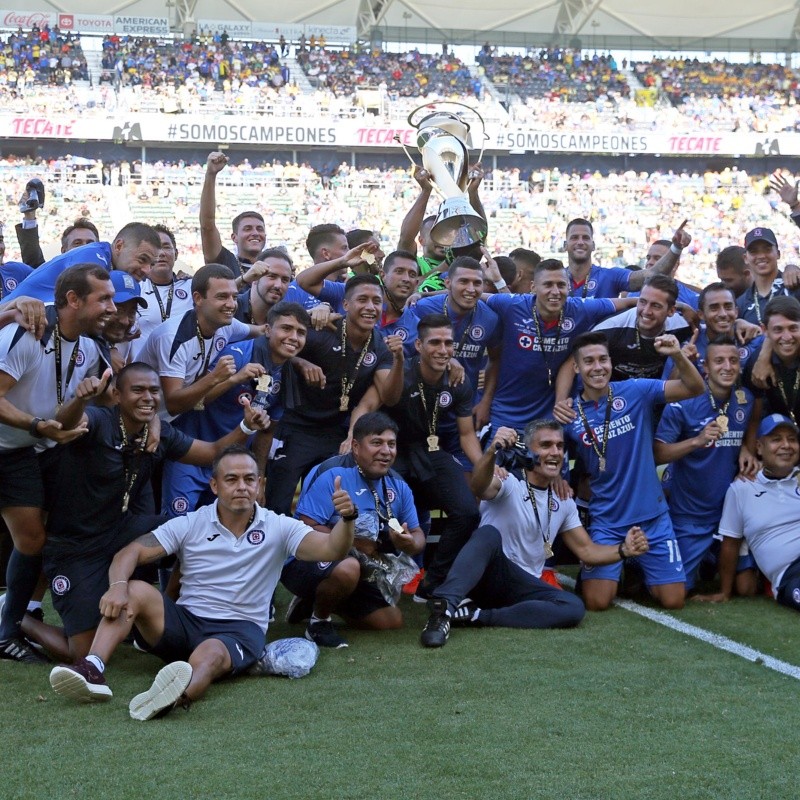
[2,587,798,800]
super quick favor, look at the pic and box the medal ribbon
[340,319,373,406]
[576,386,614,470]
[53,322,82,407]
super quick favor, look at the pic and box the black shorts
[281,557,389,620]
[44,514,167,638]
[138,595,264,676]
[0,447,48,509]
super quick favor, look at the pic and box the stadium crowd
[1,147,800,722]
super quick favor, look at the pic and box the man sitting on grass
[49,446,358,720]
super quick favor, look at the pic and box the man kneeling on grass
[420,421,650,648]
[49,445,357,720]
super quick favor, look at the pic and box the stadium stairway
[106,185,132,231]
[282,53,315,94]
[80,36,105,86]
[623,66,645,91]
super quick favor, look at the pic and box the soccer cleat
[539,569,562,590]
[305,619,348,649]
[20,178,45,212]
[285,594,314,624]
[0,636,50,664]
[451,599,481,627]
[412,580,434,604]
[50,658,112,701]
[129,661,193,721]
[420,599,451,648]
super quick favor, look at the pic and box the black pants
[265,424,345,516]
[398,449,479,589]
[434,525,585,629]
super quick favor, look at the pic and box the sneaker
[129,661,193,721]
[451,599,481,627]
[305,619,348,649]
[402,569,425,595]
[420,599,451,648]
[0,636,49,664]
[50,658,112,701]
[285,594,314,624]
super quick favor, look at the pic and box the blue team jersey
[284,281,323,312]
[296,461,419,547]
[1,262,33,296]
[172,338,284,441]
[656,387,754,526]
[381,306,419,345]
[664,330,760,379]
[569,265,630,299]
[564,379,667,528]
[3,242,114,303]
[486,294,615,429]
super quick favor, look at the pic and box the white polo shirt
[718,468,800,589]
[137,308,251,419]
[0,323,102,451]
[154,501,312,632]
[479,476,581,578]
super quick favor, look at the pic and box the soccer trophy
[396,101,488,248]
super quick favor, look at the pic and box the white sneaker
[128,661,192,721]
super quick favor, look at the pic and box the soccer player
[233,247,293,326]
[161,302,310,517]
[715,246,751,299]
[265,274,404,515]
[131,225,194,360]
[137,264,266,421]
[49,446,358,719]
[485,258,631,433]
[1,222,160,305]
[32,362,270,661]
[283,413,424,648]
[736,228,800,325]
[654,337,759,592]
[0,265,115,662]
[558,330,704,610]
[383,314,482,599]
[696,414,800,611]
[420,422,650,647]
[199,151,266,279]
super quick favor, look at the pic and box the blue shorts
[161,459,214,518]
[138,594,264,676]
[281,557,389,619]
[673,519,755,590]
[581,512,686,587]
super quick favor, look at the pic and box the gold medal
[361,250,376,266]
[388,517,403,534]
[339,395,349,412]
[122,491,129,514]
[256,374,272,393]
[427,434,440,452]
[543,540,554,559]
[735,389,747,405]
[194,400,205,411]
[716,415,729,434]
[599,457,606,472]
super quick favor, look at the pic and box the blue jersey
[381,305,419,346]
[656,386,754,527]
[486,294,615,429]
[1,262,33,296]
[569,265,630,299]
[664,330,760,379]
[284,280,322,312]
[3,242,114,303]
[296,458,419,551]
[564,379,667,529]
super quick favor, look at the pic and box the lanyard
[194,322,215,381]
[442,296,475,359]
[416,366,442,440]
[53,322,81,407]
[570,274,589,299]
[151,279,174,323]
[576,386,614,472]
[776,367,800,423]
[752,283,775,326]
[526,480,553,557]
[531,302,563,387]
[118,412,149,513]
[339,319,373,410]
[357,466,393,522]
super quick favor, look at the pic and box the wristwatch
[29,417,44,438]
[341,509,359,522]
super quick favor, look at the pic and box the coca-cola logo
[3,11,54,27]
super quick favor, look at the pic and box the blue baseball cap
[757,413,799,438]
[744,227,779,250]
[109,270,147,308]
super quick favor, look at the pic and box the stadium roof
[32,0,800,51]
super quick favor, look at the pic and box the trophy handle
[393,135,447,200]
[406,100,488,166]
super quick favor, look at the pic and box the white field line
[557,574,800,681]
